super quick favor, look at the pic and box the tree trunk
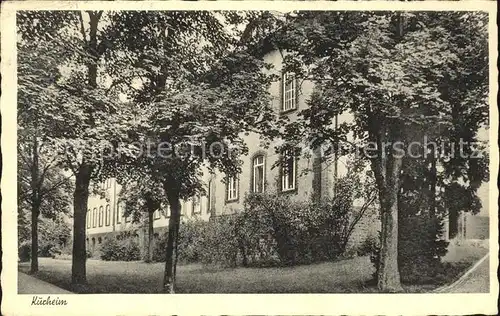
[30,202,40,273]
[71,163,92,285]
[372,150,403,292]
[163,188,181,293]
[377,174,403,291]
[69,10,101,288]
[30,132,40,273]
[147,211,154,263]
[429,150,437,218]
[448,208,459,239]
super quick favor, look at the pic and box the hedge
[152,191,356,267]
[100,231,141,261]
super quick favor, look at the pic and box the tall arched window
[92,208,97,227]
[282,72,297,112]
[105,204,111,226]
[116,205,122,224]
[192,195,202,215]
[226,176,239,202]
[98,206,104,227]
[252,155,265,193]
[281,150,297,192]
[86,209,91,229]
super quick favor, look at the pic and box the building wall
[464,214,489,240]
[210,49,350,215]
[86,178,211,256]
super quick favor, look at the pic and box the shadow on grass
[18,242,488,294]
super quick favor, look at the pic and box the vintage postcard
[1,1,498,315]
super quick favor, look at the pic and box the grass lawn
[18,242,488,294]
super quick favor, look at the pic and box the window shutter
[312,150,322,201]
[278,157,283,193]
[295,76,299,109]
[210,179,216,216]
[250,160,255,193]
[294,155,298,191]
[237,176,240,200]
[224,177,229,202]
[280,71,284,111]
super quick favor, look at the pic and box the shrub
[18,240,64,261]
[178,219,207,264]
[199,215,240,267]
[357,234,379,257]
[151,189,358,268]
[19,241,31,262]
[152,220,208,264]
[152,232,168,262]
[100,237,121,261]
[100,233,141,261]
[237,192,354,266]
[38,242,60,258]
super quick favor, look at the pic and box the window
[165,205,171,218]
[92,208,97,227]
[154,210,161,220]
[192,195,202,215]
[125,204,131,222]
[281,150,296,192]
[98,206,104,227]
[86,210,91,229]
[206,180,212,214]
[226,176,239,201]
[252,155,265,193]
[105,204,111,226]
[116,205,122,224]
[282,72,296,112]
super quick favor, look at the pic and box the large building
[85,47,490,257]
[85,47,363,256]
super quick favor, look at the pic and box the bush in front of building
[152,219,212,264]
[199,215,241,267]
[151,218,239,266]
[238,192,353,266]
[18,241,31,262]
[100,232,141,261]
[17,239,64,262]
[149,190,361,268]
[356,234,379,257]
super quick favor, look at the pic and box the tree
[17,16,75,273]
[275,11,488,291]
[17,10,133,286]
[100,12,279,292]
[119,174,165,263]
[17,10,273,289]
[126,54,274,293]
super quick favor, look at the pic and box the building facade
[85,48,360,256]
[85,47,489,257]
[85,177,212,256]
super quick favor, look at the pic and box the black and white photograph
[1,1,498,315]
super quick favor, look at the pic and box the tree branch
[78,11,88,46]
